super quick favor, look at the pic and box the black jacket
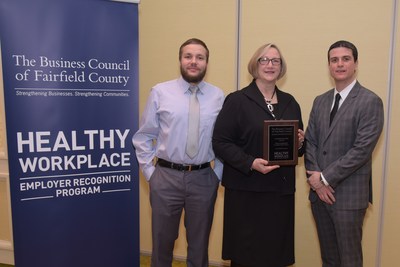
[212,80,304,194]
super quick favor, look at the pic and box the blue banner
[0,0,139,266]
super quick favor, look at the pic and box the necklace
[264,89,276,105]
[264,89,276,115]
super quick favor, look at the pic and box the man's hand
[315,185,335,205]
[306,170,336,205]
[307,170,324,190]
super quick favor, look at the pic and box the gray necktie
[186,85,200,158]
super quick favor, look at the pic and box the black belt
[157,159,210,172]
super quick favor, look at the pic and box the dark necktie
[186,86,200,158]
[329,93,341,126]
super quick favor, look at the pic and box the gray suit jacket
[305,81,384,209]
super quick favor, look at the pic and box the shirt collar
[178,76,205,94]
[335,79,356,101]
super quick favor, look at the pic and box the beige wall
[137,1,237,262]
[1,0,399,266]
[0,49,13,265]
[380,4,400,266]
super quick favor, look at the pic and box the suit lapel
[320,90,334,142]
[324,82,361,142]
[329,82,360,128]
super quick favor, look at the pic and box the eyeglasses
[258,57,281,66]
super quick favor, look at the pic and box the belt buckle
[188,165,192,171]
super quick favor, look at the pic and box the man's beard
[180,66,207,84]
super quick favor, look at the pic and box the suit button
[323,151,327,155]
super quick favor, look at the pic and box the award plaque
[263,120,299,166]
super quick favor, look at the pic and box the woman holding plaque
[212,43,304,267]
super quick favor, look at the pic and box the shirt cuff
[320,173,329,186]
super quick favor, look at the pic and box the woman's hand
[251,158,280,174]
[298,129,305,148]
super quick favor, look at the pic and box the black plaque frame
[263,120,299,166]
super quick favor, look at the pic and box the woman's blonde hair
[247,43,287,80]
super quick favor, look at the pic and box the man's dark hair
[328,40,358,62]
[179,38,209,62]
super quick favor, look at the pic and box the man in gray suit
[305,40,384,267]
